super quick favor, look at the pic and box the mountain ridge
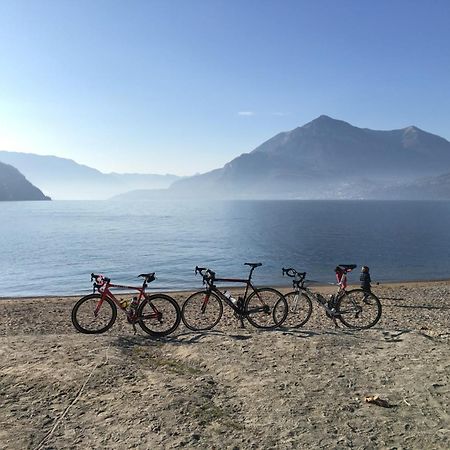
[0,151,181,200]
[0,162,50,201]
[167,115,450,199]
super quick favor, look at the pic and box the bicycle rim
[337,289,382,329]
[181,291,223,331]
[71,294,117,334]
[138,294,181,336]
[245,288,288,329]
[282,291,313,328]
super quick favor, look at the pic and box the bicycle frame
[285,268,347,317]
[95,281,146,315]
[203,278,257,315]
[293,284,342,317]
[199,265,268,315]
[93,277,162,324]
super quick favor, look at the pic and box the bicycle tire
[181,290,223,331]
[282,291,313,328]
[245,288,288,329]
[336,289,382,329]
[71,294,117,334]
[138,294,181,337]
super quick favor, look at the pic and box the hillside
[0,162,50,201]
[0,151,180,200]
[168,115,450,199]
[374,172,450,200]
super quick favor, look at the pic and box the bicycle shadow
[111,329,255,351]
[385,303,450,311]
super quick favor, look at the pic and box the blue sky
[0,0,449,175]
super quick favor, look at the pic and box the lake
[1,199,450,296]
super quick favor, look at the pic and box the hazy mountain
[0,151,180,200]
[0,162,50,201]
[167,115,450,199]
[373,172,450,200]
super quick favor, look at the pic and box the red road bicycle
[71,273,181,336]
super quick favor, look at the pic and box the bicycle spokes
[338,290,382,329]
[141,301,163,322]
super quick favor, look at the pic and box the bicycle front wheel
[283,291,313,328]
[245,288,288,329]
[181,291,223,331]
[138,294,181,337]
[337,289,382,329]
[71,294,117,334]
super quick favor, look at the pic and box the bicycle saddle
[338,264,357,271]
[138,272,156,282]
[244,262,262,268]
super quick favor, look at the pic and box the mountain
[167,115,450,199]
[374,172,450,200]
[0,151,180,200]
[0,162,50,201]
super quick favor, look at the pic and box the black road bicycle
[281,265,382,329]
[181,263,288,331]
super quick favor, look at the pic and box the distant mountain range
[115,115,450,201]
[0,162,50,201]
[166,115,450,199]
[0,151,180,200]
[3,116,450,201]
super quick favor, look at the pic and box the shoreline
[1,277,450,300]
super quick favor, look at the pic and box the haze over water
[1,200,449,297]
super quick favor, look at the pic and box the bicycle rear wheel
[71,294,117,334]
[181,291,223,331]
[337,289,382,329]
[283,291,313,328]
[245,288,288,329]
[138,294,181,337]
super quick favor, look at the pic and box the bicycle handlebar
[195,266,216,284]
[195,266,206,275]
[91,273,110,284]
[282,267,306,279]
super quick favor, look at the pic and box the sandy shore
[1,281,449,449]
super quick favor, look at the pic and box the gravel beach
[1,281,449,449]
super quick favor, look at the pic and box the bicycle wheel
[282,291,313,328]
[71,294,117,334]
[181,291,223,331]
[138,294,181,337]
[336,289,382,329]
[245,288,288,329]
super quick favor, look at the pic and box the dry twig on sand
[33,346,110,450]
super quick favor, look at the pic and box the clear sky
[0,0,449,175]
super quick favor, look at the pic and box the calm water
[1,200,450,297]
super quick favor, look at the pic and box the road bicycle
[71,272,181,336]
[181,263,288,331]
[281,265,382,329]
